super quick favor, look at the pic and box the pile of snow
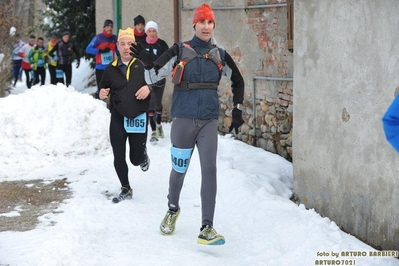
[0,84,110,176]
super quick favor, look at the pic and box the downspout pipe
[173,0,179,43]
[115,0,122,31]
[252,76,293,146]
[254,76,293,82]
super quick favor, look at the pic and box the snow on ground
[0,60,398,266]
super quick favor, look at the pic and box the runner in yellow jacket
[46,32,61,84]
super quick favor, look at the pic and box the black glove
[76,60,80,69]
[229,108,244,134]
[99,47,110,53]
[130,42,154,70]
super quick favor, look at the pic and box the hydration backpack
[171,42,225,84]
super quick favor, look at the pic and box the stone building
[96,0,294,161]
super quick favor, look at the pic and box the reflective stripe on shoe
[197,225,225,245]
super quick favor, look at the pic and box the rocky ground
[0,179,71,232]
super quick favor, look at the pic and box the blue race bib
[37,59,44,67]
[124,113,147,133]
[101,51,113,65]
[51,55,58,63]
[56,69,63,78]
[170,146,193,173]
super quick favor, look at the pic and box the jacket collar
[190,35,213,49]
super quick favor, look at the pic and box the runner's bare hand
[99,88,110,100]
[135,85,151,100]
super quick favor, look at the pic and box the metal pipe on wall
[173,0,179,43]
[254,76,293,82]
[114,0,122,31]
[180,3,287,11]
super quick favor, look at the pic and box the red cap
[192,4,215,27]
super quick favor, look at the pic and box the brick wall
[218,1,293,161]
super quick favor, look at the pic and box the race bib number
[51,55,58,63]
[170,146,193,173]
[124,113,146,133]
[56,69,63,78]
[37,59,44,67]
[101,51,113,64]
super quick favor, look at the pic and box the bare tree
[0,3,23,97]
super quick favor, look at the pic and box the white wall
[293,0,399,250]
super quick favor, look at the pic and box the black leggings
[149,110,162,131]
[110,109,148,188]
[57,64,72,86]
[23,69,33,88]
[95,69,105,92]
[34,67,46,86]
[12,59,22,84]
[148,84,165,131]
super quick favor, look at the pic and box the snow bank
[0,84,111,176]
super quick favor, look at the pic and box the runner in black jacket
[48,30,80,87]
[142,20,169,142]
[99,27,152,203]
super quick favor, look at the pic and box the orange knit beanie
[192,4,215,27]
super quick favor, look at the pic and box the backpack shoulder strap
[207,45,225,72]
[177,42,198,66]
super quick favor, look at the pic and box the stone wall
[217,2,293,161]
